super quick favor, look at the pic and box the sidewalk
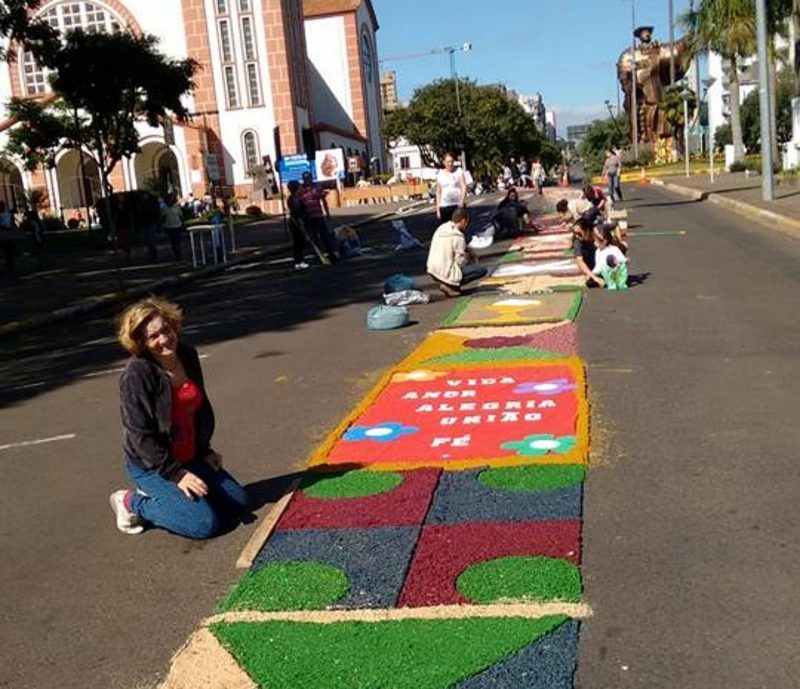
[648,171,800,237]
[0,203,405,336]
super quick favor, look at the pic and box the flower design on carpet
[514,378,576,395]
[501,434,578,457]
[392,370,449,383]
[343,422,419,443]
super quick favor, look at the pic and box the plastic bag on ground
[383,290,431,306]
[384,273,415,293]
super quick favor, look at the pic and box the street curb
[0,210,397,340]
[650,179,800,239]
[235,477,300,569]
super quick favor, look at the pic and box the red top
[171,380,204,463]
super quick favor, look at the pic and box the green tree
[681,0,757,162]
[661,85,698,155]
[383,79,544,176]
[0,0,59,65]
[740,67,794,151]
[714,122,733,151]
[578,116,630,174]
[7,31,197,197]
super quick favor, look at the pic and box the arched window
[21,1,126,95]
[360,31,373,83]
[242,131,260,175]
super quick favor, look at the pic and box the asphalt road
[4,184,800,689]
[577,184,800,688]
[0,195,501,689]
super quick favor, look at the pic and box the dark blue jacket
[119,343,214,479]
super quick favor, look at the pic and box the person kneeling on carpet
[593,223,629,290]
[492,188,531,239]
[427,207,488,297]
[110,297,252,538]
[556,197,598,231]
[572,217,604,288]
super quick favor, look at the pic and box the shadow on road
[0,202,503,410]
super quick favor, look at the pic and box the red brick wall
[263,0,312,155]
[182,0,226,190]
[343,13,366,139]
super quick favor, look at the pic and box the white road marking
[10,355,212,391]
[81,366,125,378]
[0,433,77,452]
[13,381,47,390]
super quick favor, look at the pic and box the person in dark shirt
[300,171,338,262]
[492,188,530,239]
[286,180,310,270]
[110,297,251,538]
[572,217,604,288]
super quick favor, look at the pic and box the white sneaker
[294,261,310,270]
[109,490,144,535]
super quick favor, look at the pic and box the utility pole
[446,43,471,171]
[755,0,775,200]
[668,0,676,85]
[630,0,639,159]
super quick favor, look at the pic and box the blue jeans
[461,265,488,285]
[125,459,251,539]
[607,171,622,201]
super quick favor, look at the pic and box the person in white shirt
[592,223,629,290]
[435,152,467,223]
[426,208,487,297]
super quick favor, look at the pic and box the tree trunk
[729,56,746,161]
[795,0,800,95]
[93,129,116,238]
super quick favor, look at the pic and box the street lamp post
[682,87,691,178]
[668,0,676,85]
[445,42,472,171]
[702,76,716,184]
[627,0,640,159]
[755,0,775,201]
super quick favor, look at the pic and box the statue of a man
[618,26,687,143]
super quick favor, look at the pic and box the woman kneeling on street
[109,297,251,538]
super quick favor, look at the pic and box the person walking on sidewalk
[300,171,338,262]
[532,157,546,195]
[602,148,623,202]
[286,180,310,270]
[161,195,183,260]
[140,193,162,262]
[435,152,467,223]
[109,297,251,538]
[427,207,487,297]
[0,201,18,277]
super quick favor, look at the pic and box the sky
[372,0,693,137]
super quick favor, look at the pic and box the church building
[0,0,381,213]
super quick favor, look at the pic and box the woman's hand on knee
[176,471,209,500]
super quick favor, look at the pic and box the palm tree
[661,85,698,156]
[682,0,757,162]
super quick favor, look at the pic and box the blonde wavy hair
[117,297,183,357]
